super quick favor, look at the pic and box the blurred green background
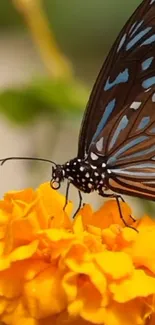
[0,0,141,83]
[0,0,151,217]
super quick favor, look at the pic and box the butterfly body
[52,157,108,195]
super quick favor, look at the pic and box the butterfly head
[51,164,65,189]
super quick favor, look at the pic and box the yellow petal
[86,224,102,237]
[110,270,155,302]
[24,266,67,318]
[0,256,10,271]
[10,240,39,262]
[95,251,133,279]
[38,182,73,219]
[73,215,84,234]
[92,300,145,325]
[68,280,103,322]
[63,272,78,301]
[129,225,155,273]
[1,299,38,325]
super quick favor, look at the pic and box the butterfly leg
[116,195,125,202]
[114,195,137,231]
[112,194,135,222]
[63,182,70,211]
[64,184,83,218]
[99,192,137,231]
[73,190,83,218]
[115,195,133,227]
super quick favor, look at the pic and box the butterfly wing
[78,0,155,158]
[104,86,155,200]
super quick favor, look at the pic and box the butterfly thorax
[51,157,107,194]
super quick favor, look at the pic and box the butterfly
[1,0,155,226]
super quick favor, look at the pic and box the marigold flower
[0,182,155,325]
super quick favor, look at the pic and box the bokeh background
[0,0,150,217]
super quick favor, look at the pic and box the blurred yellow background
[0,0,147,217]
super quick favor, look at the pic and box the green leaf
[0,89,43,124]
[30,78,89,114]
[0,78,89,124]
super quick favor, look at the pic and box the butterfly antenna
[0,156,56,166]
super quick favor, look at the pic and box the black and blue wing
[78,0,155,158]
[104,86,155,200]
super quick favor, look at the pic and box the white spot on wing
[129,22,136,35]
[145,88,151,92]
[130,101,141,110]
[117,33,126,52]
[152,93,155,102]
[102,163,106,168]
[88,183,93,189]
[85,172,90,178]
[90,152,98,160]
[80,166,84,171]
[96,137,104,152]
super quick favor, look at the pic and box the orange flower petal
[147,313,155,325]
[10,240,39,262]
[1,300,38,325]
[92,200,133,229]
[110,270,155,302]
[4,188,36,205]
[63,259,107,297]
[0,266,24,298]
[95,251,134,280]
[24,266,67,319]
[37,182,73,220]
[68,280,103,321]
[73,215,84,234]
[96,300,146,325]
[77,204,94,226]
[0,182,155,325]
[128,223,155,273]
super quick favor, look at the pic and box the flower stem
[13,0,73,78]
